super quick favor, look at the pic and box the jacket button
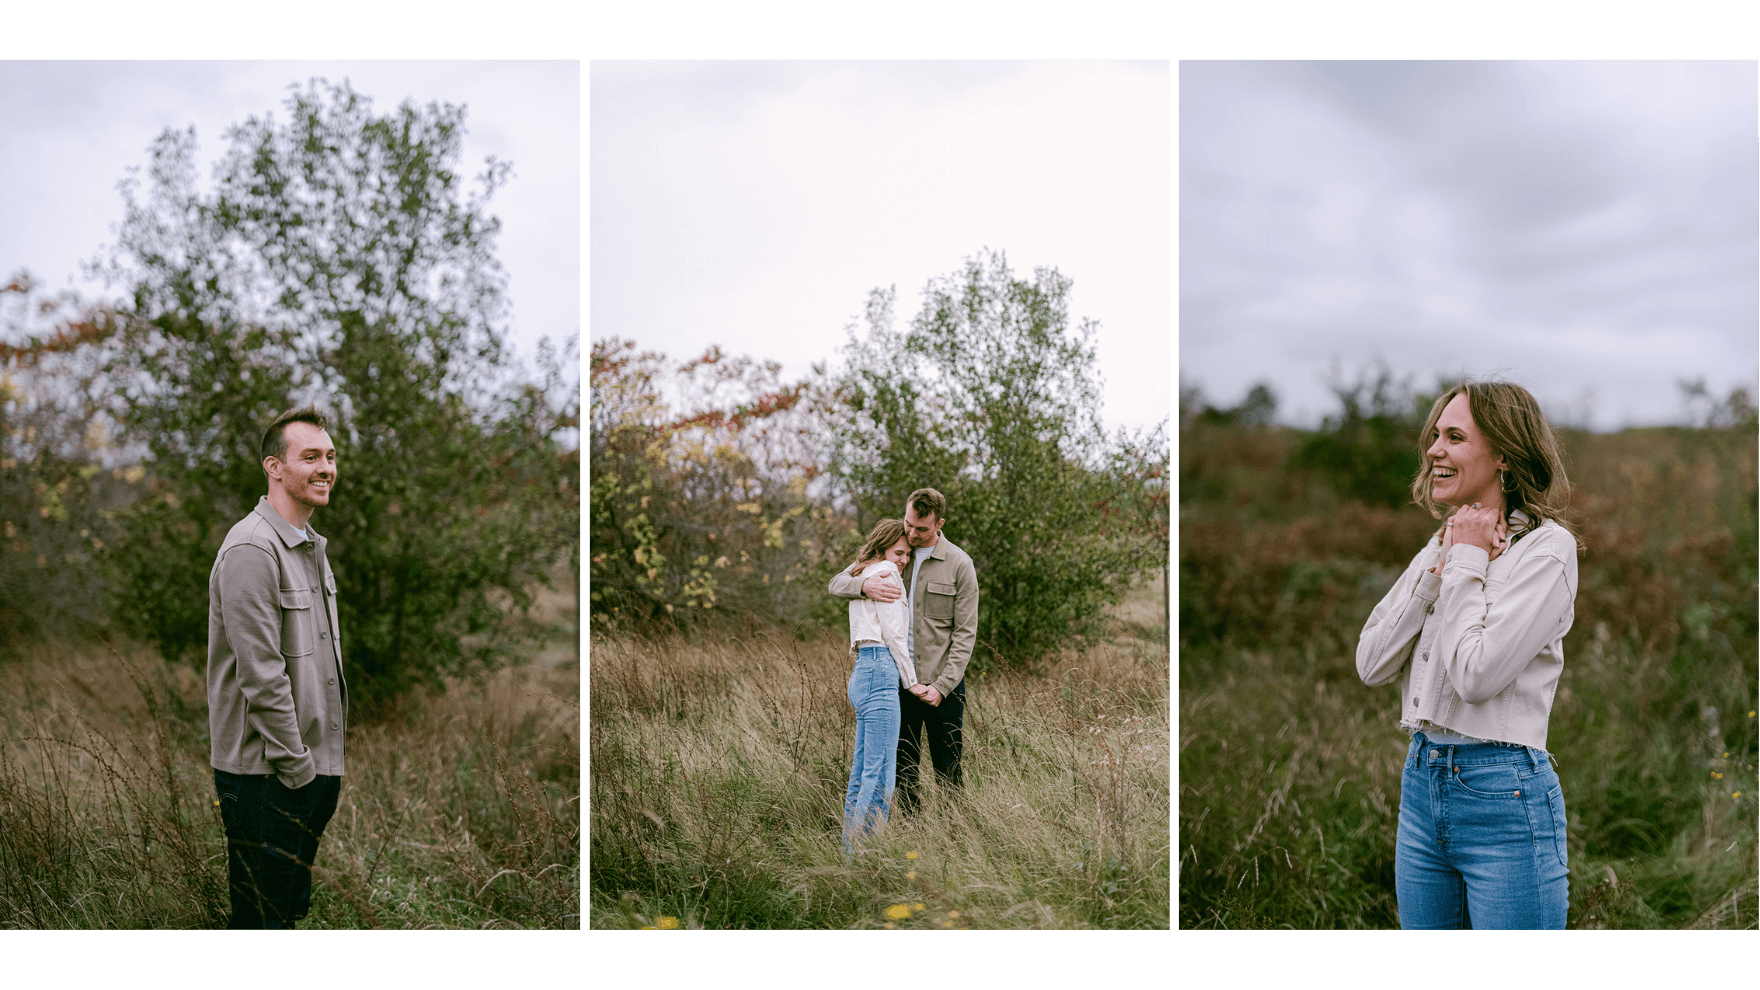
[1425,603,1434,614]
[330,722,340,730]
[1420,652,1428,661]
[1412,696,1420,705]
[321,631,328,639]
[328,677,336,685]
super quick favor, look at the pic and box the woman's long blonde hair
[848,519,908,577]
[1410,378,1579,550]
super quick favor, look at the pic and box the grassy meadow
[588,578,1170,930]
[0,572,579,929]
[1179,418,1759,929]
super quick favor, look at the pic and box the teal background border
[3,0,1760,979]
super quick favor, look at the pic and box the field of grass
[588,578,1169,929]
[1178,420,1759,929]
[0,576,579,929]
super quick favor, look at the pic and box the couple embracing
[830,488,978,855]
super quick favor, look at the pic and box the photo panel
[588,59,1171,931]
[1178,59,1757,931]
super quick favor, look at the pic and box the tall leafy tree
[833,249,1155,663]
[94,79,576,713]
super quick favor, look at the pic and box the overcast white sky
[591,61,1171,436]
[1181,61,1759,431]
[0,60,578,372]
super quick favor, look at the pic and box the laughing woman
[1357,380,1581,929]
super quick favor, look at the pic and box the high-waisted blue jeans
[1396,731,1570,929]
[843,645,902,855]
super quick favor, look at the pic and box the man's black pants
[213,769,341,929]
[895,680,964,813]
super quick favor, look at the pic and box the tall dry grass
[589,581,1169,929]
[1179,421,1759,929]
[0,618,578,928]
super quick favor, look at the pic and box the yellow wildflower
[885,904,911,920]
[913,902,925,911]
[657,916,679,929]
[905,871,916,879]
[906,850,920,860]
[948,910,961,919]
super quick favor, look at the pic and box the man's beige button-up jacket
[207,496,348,789]
[828,535,979,698]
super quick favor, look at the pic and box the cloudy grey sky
[591,61,1170,436]
[1180,61,1758,431]
[0,61,578,369]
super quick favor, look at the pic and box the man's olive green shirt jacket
[207,497,348,789]
[827,536,979,697]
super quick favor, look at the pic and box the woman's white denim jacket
[845,560,919,688]
[1357,510,1578,751]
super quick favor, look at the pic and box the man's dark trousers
[213,769,341,929]
[895,680,964,813]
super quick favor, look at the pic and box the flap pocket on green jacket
[925,581,957,619]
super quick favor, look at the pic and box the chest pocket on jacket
[925,581,957,620]
[279,588,314,657]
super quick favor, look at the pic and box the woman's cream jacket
[1356,510,1578,751]
[846,560,920,688]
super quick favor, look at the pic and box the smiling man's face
[270,421,338,510]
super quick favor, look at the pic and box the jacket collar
[254,496,317,548]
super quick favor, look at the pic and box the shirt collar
[254,496,316,548]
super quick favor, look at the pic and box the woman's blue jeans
[843,646,902,855]
[1396,732,1570,929]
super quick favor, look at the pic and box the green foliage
[588,337,855,631]
[832,250,1162,663]
[92,79,577,714]
[0,275,133,642]
[1289,363,1436,510]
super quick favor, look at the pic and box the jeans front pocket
[1449,762,1525,799]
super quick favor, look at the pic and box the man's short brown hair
[261,405,331,476]
[906,487,946,522]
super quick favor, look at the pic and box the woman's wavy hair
[848,519,908,577]
[1411,379,1579,549]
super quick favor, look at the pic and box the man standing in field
[207,406,347,928]
[828,488,979,813]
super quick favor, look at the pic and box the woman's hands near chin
[1430,505,1509,576]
